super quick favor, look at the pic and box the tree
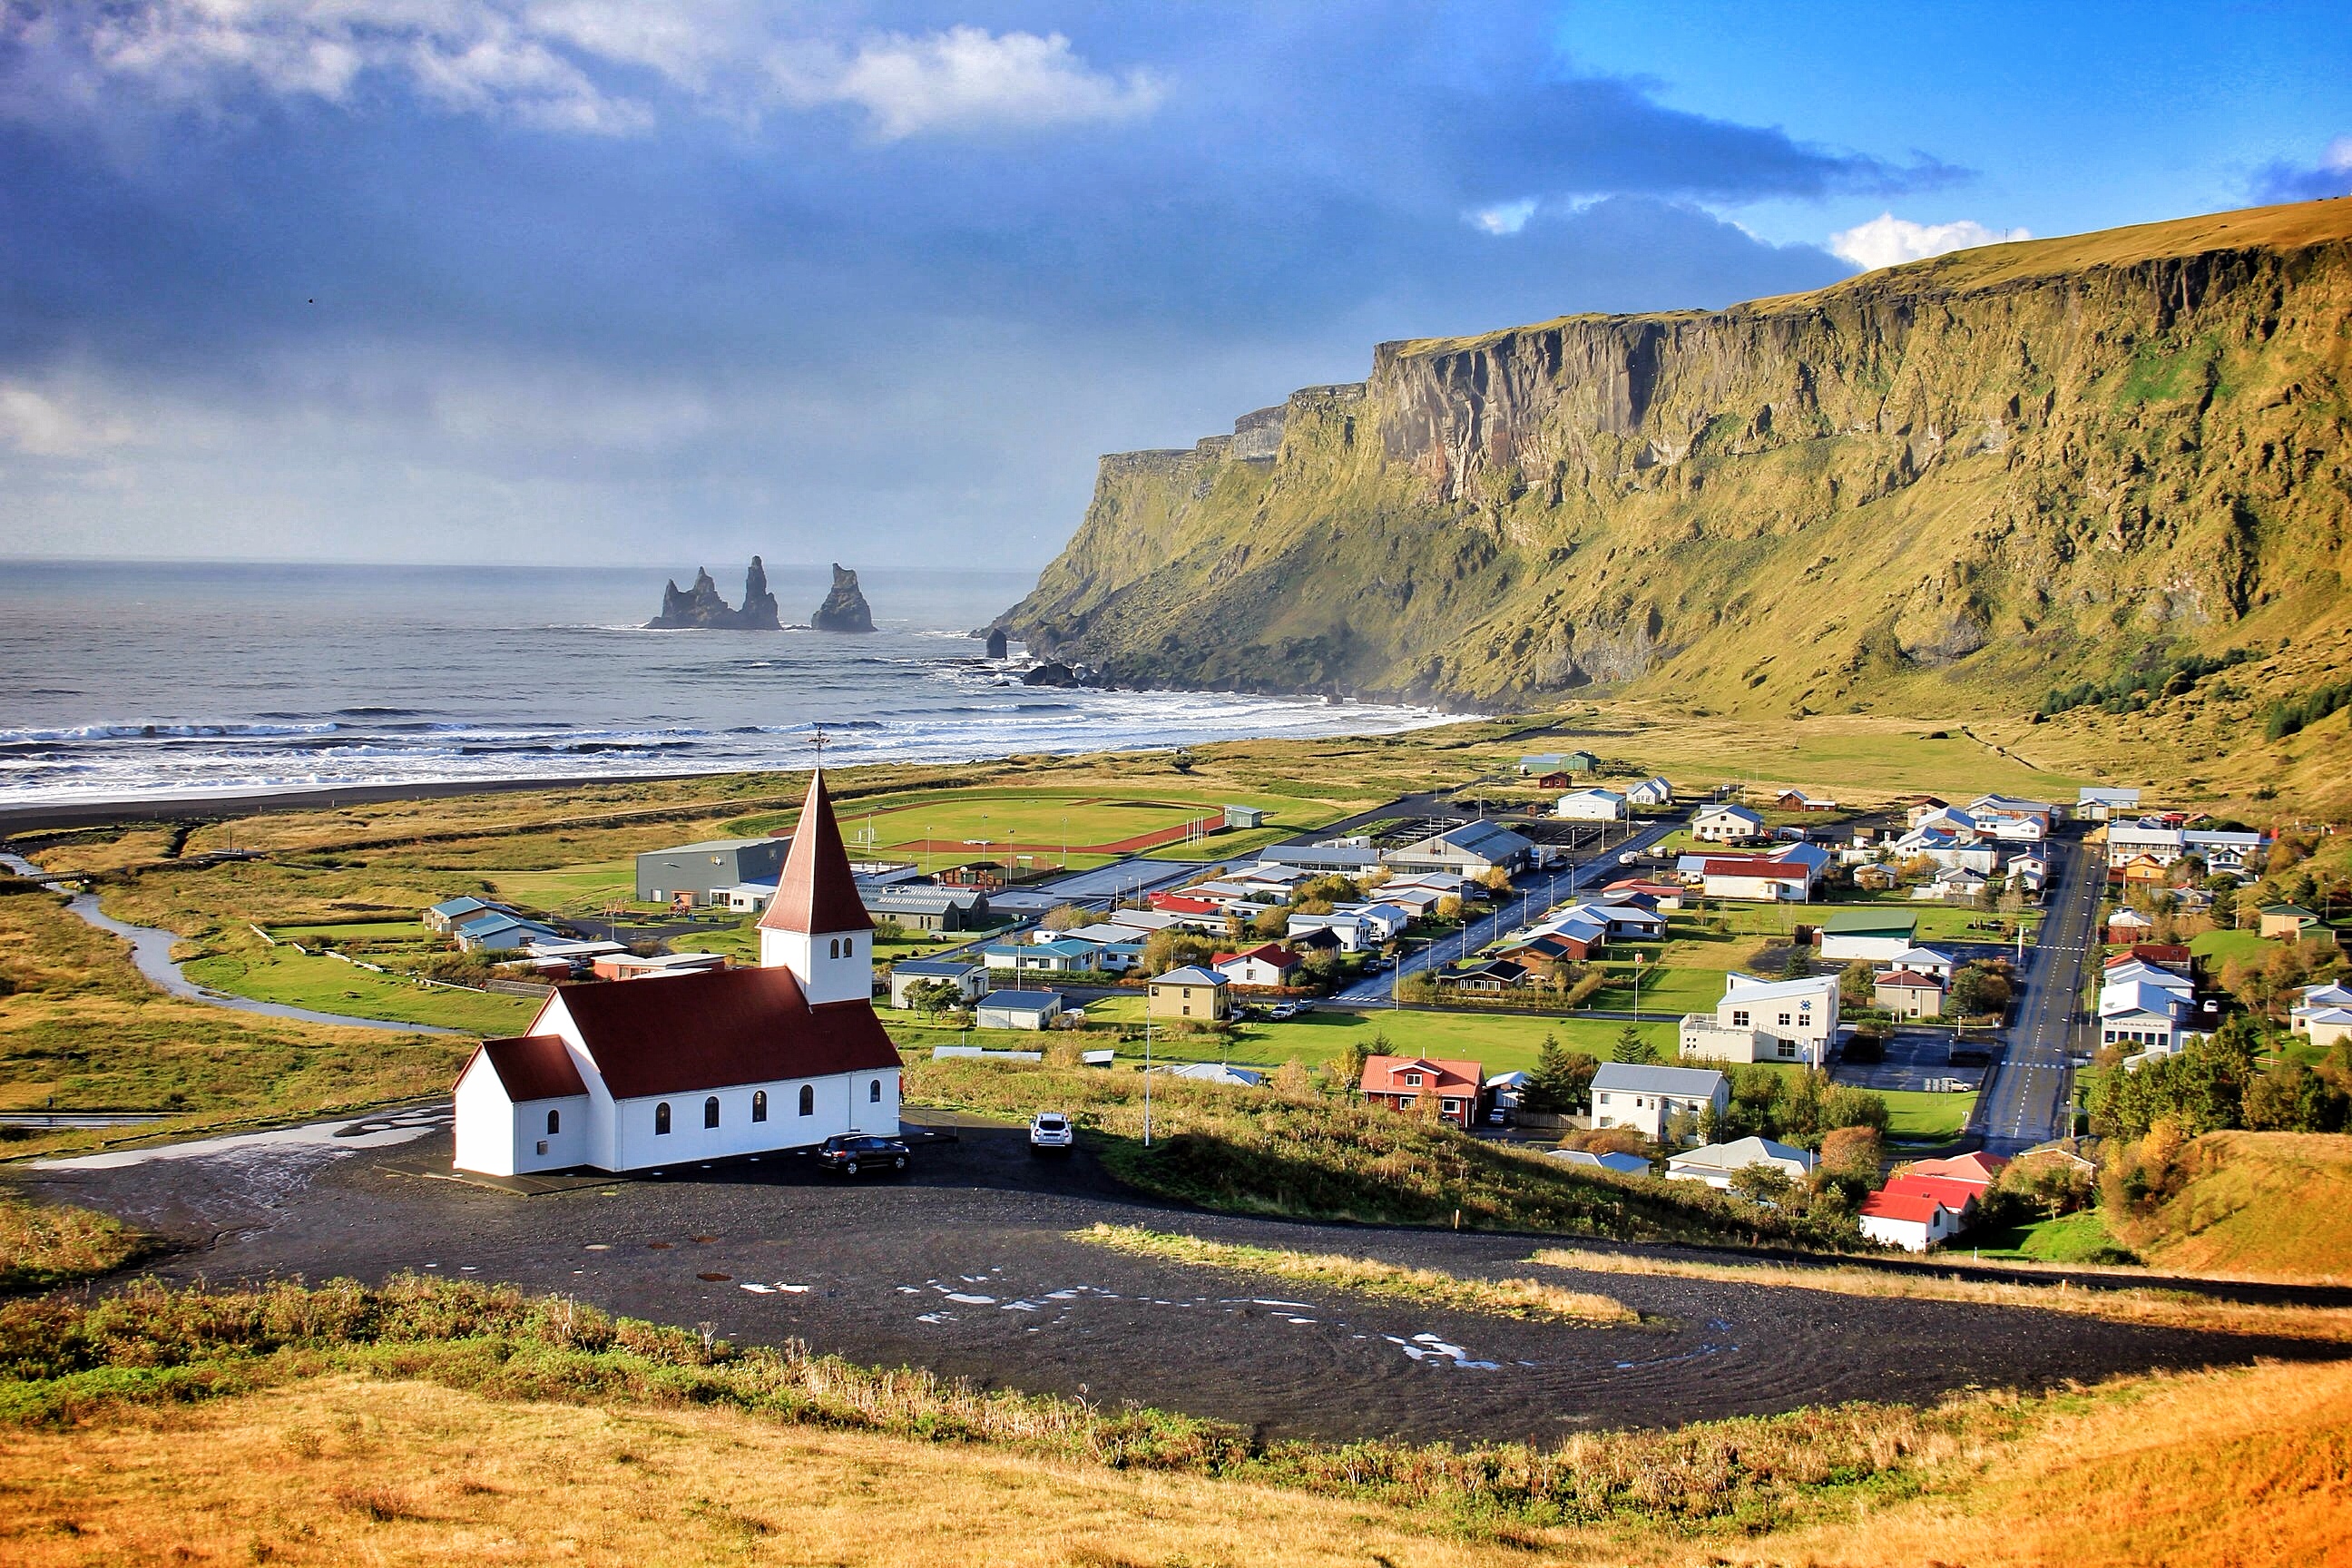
[1041,904,1089,933]
[1818,1124,1884,1178]
[1250,907,1289,941]
[1730,1164,1796,1208]
[1838,960,1878,1010]
[1480,866,1514,895]
[1611,1024,1659,1065]
[1819,1085,1889,1133]
[904,978,965,1017]
[1333,1034,1378,1089]
[1527,1034,1597,1112]
[1948,962,2013,1019]
[1140,929,1216,975]
[1272,1057,1312,1098]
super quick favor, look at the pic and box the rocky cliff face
[810,564,874,633]
[1003,200,2352,714]
[649,556,782,630]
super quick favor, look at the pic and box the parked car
[1028,1112,1074,1155]
[1267,1003,1301,1020]
[816,1132,910,1177]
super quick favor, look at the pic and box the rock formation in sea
[809,564,875,633]
[985,627,1008,660]
[647,557,782,630]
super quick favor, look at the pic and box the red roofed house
[1149,892,1224,916]
[1906,1152,2008,1189]
[1359,1054,1487,1129]
[1700,858,1811,902]
[1873,969,1947,1020]
[1858,1180,1967,1251]
[453,770,903,1177]
[1213,943,1301,988]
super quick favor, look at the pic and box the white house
[2293,983,2352,1047]
[1818,910,1920,963]
[1880,945,1956,982]
[2107,819,2188,865]
[1213,942,1301,987]
[1692,804,1764,843]
[1557,788,1628,821]
[1666,1136,1816,1189]
[1858,1186,1965,1251]
[1288,911,1374,951]
[1678,972,1839,1066]
[452,772,901,1179]
[1626,776,1674,808]
[1589,1063,1730,1142]
[975,989,1064,1030]
[887,958,985,1009]
[2100,962,2195,1055]
[1700,858,1812,902]
[2076,787,2141,820]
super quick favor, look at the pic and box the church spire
[760,769,874,935]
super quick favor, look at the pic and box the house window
[1776,1039,1797,1060]
[704,1097,720,1129]
[1731,1010,1749,1027]
[869,1080,882,1103]
[654,1102,671,1135]
[535,1140,548,1156]
[1778,1014,1792,1028]
[1441,1099,1461,1115]
[546,1109,561,1135]
[752,1091,768,1122]
[799,1084,815,1116]
[1597,1093,1612,1106]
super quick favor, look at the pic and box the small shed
[1222,804,1268,830]
[975,990,1063,1030]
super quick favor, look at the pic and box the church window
[654,1102,671,1135]
[869,1079,882,1103]
[704,1097,720,1129]
[829,938,839,958]
[843,936,853,956]
[546,1109,560,1135]
[799,1084,815,1116]
[752,1091,768,1122]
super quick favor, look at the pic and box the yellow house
[2259,905,2320,940]
[1147,965,1231,1022]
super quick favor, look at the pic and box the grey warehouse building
[635,837,789,905]
[861,885,994,933]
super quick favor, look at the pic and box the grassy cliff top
[1394,196,2352,358]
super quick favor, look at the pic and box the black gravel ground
[27,1113,2347,1447]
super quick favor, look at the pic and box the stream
[3,850,456,1034]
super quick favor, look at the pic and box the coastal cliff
[1002,199,2352,714]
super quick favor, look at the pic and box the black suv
[816,1132,911,1177]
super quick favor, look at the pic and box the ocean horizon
[0,560,1451,807]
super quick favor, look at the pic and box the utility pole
[1143,1010,1154,1147]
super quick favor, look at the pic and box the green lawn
[1967,1209,2128,1264]
[2190,927,2270,965]
[1876,1088,1978,1142]
[487,858,639,914]
[267,920,425,940]
[1583,963,1724,1014]
[181,946,539,1035]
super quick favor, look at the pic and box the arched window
[751,1090,768,1122]
[704,1096,720,1129]
[654,1102,671,1135]
[546,1108,560,1135]
[798,1084,815,1116]
[869,1079,882,1103]
[829,937,840,958]
[842,936,853,957]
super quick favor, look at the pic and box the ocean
[0,561,1446,806]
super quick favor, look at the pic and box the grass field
[2189,926,2270,965]
[1969,1209,2130,1264]
[180,946,539,1035]
[1876,1087,1978,1142]
[485,856,640,913]
[0,891,466,1158]
[2113,1131,2352,1280]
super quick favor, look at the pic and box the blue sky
[2,1,2346,571]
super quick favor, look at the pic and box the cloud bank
[1828,212,2032,271]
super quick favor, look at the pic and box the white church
[452,771,903,1176]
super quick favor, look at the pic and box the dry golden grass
[1527,1247,2352,1343]
[0,1193,147,1294]
[0,1375,1539,1568]
[2118,1132,2352,1282]
[6,1359,2350,1566]
[1760,1357,2352,1568]
[1082,1222,1645,1326]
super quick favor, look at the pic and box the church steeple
[759,770,875,1004]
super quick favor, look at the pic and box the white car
[1028,1112,1074,1155]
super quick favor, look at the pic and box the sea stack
[646,556,782,630]
[810,564,874,633]
[985,626,1008,660]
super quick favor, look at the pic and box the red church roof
[759,769,873,935]
[544,965,900,1100]
[468,1034,588,1102]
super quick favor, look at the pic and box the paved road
[1332,815,1685,1004]
[1978,832,2104,1154]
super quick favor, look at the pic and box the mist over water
[0,562,1446,805]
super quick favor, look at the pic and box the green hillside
[1004,199,2352,798]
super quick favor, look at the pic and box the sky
[3,2,2347,572]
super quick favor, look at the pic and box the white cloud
[2325,134,2352,173]
[1828,212,2032,271]
[0,380,137,457]
[769,25,1163,141]
[1468,198,1537,236]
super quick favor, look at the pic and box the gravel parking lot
[25,1109,2344,1446]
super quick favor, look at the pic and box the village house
[1818,909,1920,963]
[1557,788,1628,821]
[453,771,900,1179]
[1875,969,1946,1020]
[1881,945,1956,982]
[1286,910,1376,951]
[2075,786,2142,820]
[2105,907,2157,943]
[1436,959,1528,994]
[1212,942,1301,987]
[1700,857,1812,902]
[887,957,985,1010]
[1386,820,1535,877]
[1625,776,1674,808]
[2291,982,2352,1047]
[1666,1136,1816,1189]
[1549,1148,1652,1175]
[2259,904,2322,940]
[425,896,514,934]
[1775,789,1838,812]
[860,885,994,933]
[589,951,727,981]
[1590,1063,1729,1142]
[1148,965,1232,1022]
[1691,803,1765,843]
[451,910,565,953]
[975,989,1063,1030]
[1679,972,1840,1066]
[1858,1184,1966,1251]
[2101,958,2197,1057]
[633,836,789,907]
[984,936,1103,975]
[1914,865,1990,903]
[1359,1054,1486,1128]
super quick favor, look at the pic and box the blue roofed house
[887,957,985,1010]
[975,990,1064,1030]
